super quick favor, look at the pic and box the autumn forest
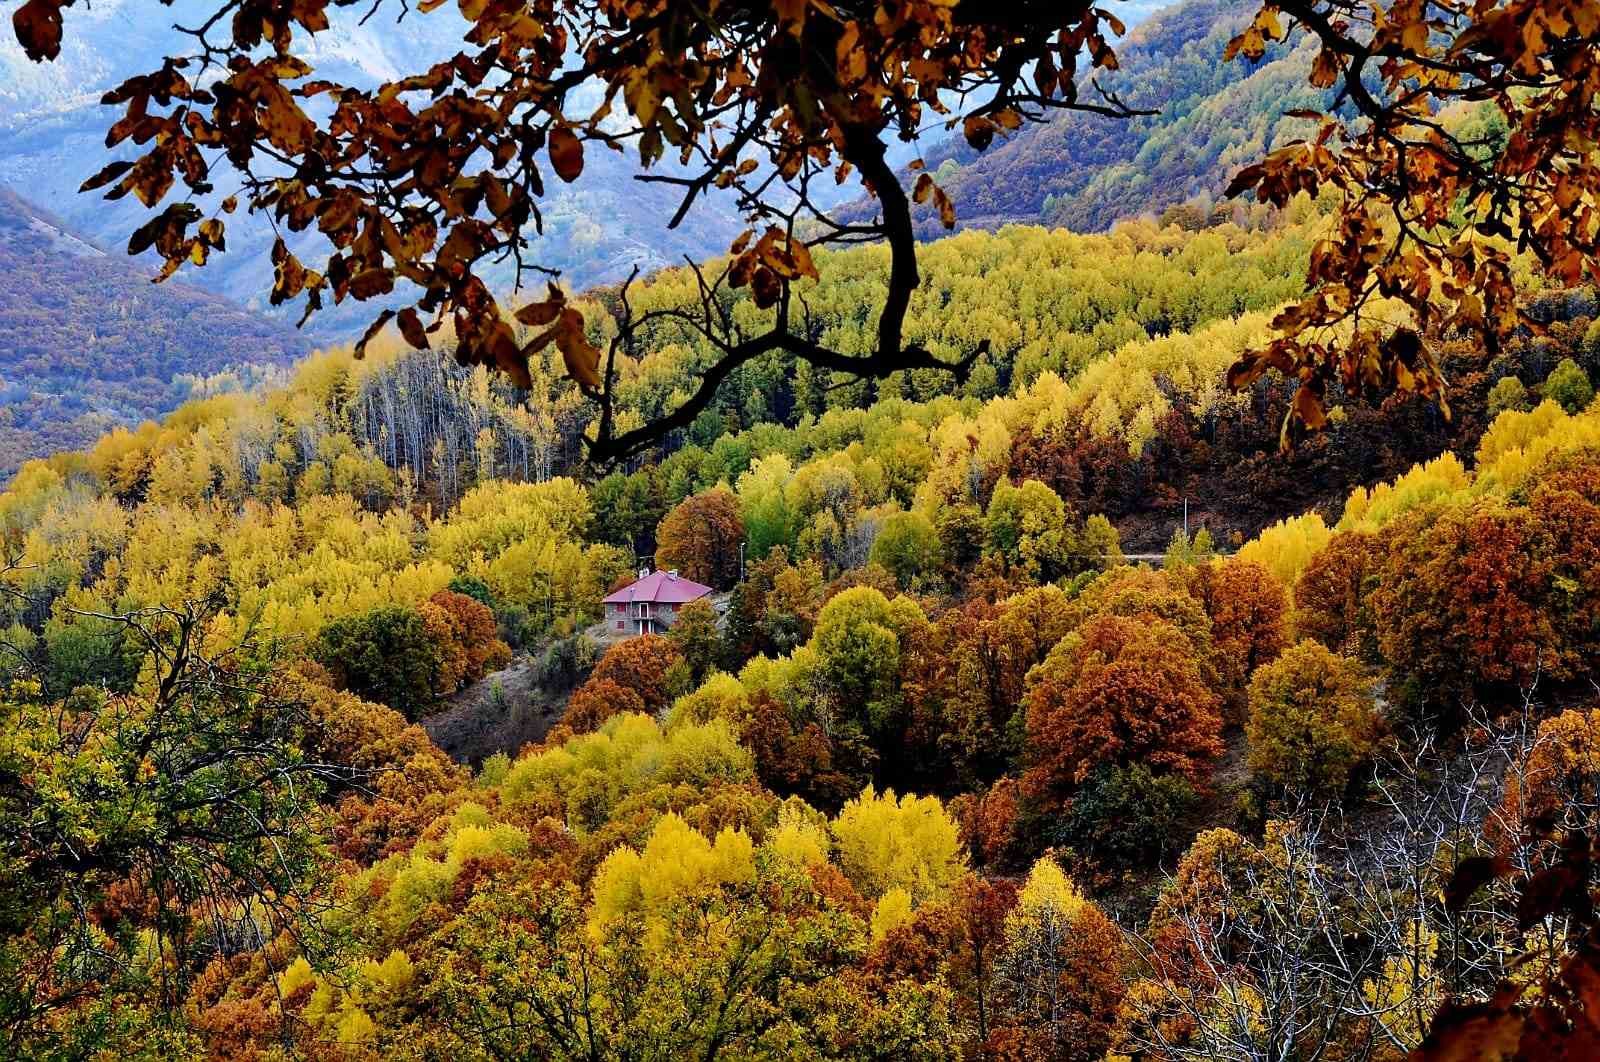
[3,0,1600,1060]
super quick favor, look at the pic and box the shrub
[494,602,537,650]
[534,634,598,691]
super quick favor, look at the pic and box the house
[602,568,714,636]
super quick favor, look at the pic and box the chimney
[668,570,678,580]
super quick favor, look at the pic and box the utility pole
[739,540,746,583]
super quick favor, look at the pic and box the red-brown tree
[1021,613,1224,806]
[1184,557,1290,720]
[655,487,745,590]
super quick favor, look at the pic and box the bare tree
[1121,702,1560,1062]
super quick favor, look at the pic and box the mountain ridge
[838,0,1332,238]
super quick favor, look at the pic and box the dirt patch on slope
[420,657,570,767]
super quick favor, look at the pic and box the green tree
[669,598,723,682]
[737,454,799,562]
[41,614,141,697]
[1544,357,1595,414]
[935,503,986,576]
[447,573,496,610]
[1245,640,1381,800]
[313,606,444,721]
[1163,526,1216,570]
[869,509,941,589]
[1055,764,1201,872]
[811,586,923,740]
[985,480,1071,581]
[591,470,658,555]
[1073,514,1123,573]
[1486,375,1531,417]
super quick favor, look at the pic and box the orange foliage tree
[585,633,684,713]
[293,667,468,861]
[1021,614,1223,806]
[1370,500,1560,701]
[421,589,513,694]
[739,689,863,812]
[1076,567,1220,689]
[561,677,646,734]
[1495,704,1600,860]
[990,860,1128,1061]
[655,487,745,589]
[1144,827,1264,984]
[1529,452,1600,672]
[1294,529,1381,658]
[949,776,1024,871]
[1185,557,1289,720]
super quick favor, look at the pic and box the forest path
[422,656,570,767]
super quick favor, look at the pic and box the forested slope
[2,179,1599,1058]
[0,187,308,475]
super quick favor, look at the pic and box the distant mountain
[0,0,745,338]
[843,0,1335,238]
[0,187,309,476]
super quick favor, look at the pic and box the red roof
[603,569,714,606]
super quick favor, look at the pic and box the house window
[616,620,624,630]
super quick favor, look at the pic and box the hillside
[0,187,309,475]
[2,200,1598,1058]
[840,0,1336,237]
[0,0,744,337]
[8,2,1600,1056]
[0,0,1258,340]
